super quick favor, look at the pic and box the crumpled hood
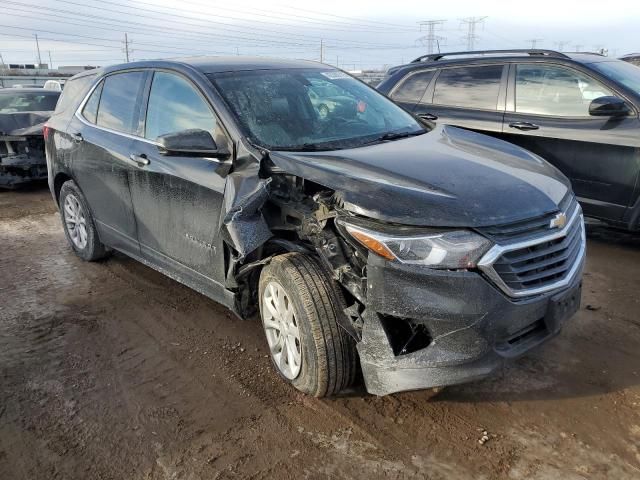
[269,125,571,228]
[0,111,53,136]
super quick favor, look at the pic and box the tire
[59,180,109,262]
[259,253,357,397]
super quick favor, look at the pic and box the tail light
[43,125,51,141]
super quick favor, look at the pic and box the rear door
[127,69,232,289]
[414,64,507,133]
[68,70,148,255]
[501,62,640,221]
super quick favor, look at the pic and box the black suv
[46,57,584,397]
[378,49,640,230]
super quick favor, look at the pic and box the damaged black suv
[46,57,585,397]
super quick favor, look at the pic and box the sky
[0,0,639,70]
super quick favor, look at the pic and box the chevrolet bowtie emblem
[550,212,567,229]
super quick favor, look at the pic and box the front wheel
[59,180,109,261]
[259,253,357,397]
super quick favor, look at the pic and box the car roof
[387,51,621,74]
[94,56,328,76]
[0,88,60,94]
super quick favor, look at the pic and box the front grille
[478,196,585,298]
[479,194,577,244]
[493,215,582,290]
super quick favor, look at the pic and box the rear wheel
[59,180,109,261]
[259,253,357,397]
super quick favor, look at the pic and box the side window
[145,72,216,141]
[433,65,504,110]
[390,70,435,103]
[81,81,103,124]
[96,71,146,134]
[515,64,614,117]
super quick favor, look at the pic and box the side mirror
[589,96,631,117]
[157,129,228,158]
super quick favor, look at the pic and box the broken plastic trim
[378,314,433,356]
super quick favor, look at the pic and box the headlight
[342,222,492,269]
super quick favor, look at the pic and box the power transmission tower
[48,51,53,70]
[417,20,446,54]
[554,41,570,52]
[527,39,544,49]
[122,33,133,62]
[34,34,42,67]
[320,39,324,63]
[573,44,583,52]
[461,16,487,50]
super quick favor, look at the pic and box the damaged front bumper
[358,254,583,396]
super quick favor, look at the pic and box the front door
[501,63,640,222]
[413,64,507,134]
[127,70,231,290]
[68,70,148,255]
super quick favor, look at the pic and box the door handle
[418,113,438,121]
[129,153,150,167]
[509,122,540,131]
[72,132,83,143]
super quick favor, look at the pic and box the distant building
[57,65,101,75]
[0,64,100,88]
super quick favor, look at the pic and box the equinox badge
[550,212,567,229]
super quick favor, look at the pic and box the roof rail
[411,49,569,63]
[564,51,606,56]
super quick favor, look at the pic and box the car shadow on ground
[0,180,49,192]
[585,224,640,250]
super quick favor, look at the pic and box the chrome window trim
[74,76,161,147]
[477,205,585,298]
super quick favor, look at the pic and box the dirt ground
[1,185,639,480]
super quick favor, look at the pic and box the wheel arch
[53,172,73,206]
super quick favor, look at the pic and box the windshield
[590,60,640,96]
[209,68,426,150]
[0,92,60,113]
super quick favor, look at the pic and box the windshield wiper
[360,129,425,146]
[275,143,328,152]
[377,130,424,141]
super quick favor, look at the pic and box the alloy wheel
[63,193,88,250]
[262,281,302,380]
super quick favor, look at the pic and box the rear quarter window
[96,71,146,134]
[390,70,435,104]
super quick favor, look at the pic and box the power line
[461,16,487,50]
[276,3,417,29]
[0,7,316,51]
[45,0,413,49]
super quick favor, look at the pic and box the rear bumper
[0,154,47,188]
[358,254,583,396]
